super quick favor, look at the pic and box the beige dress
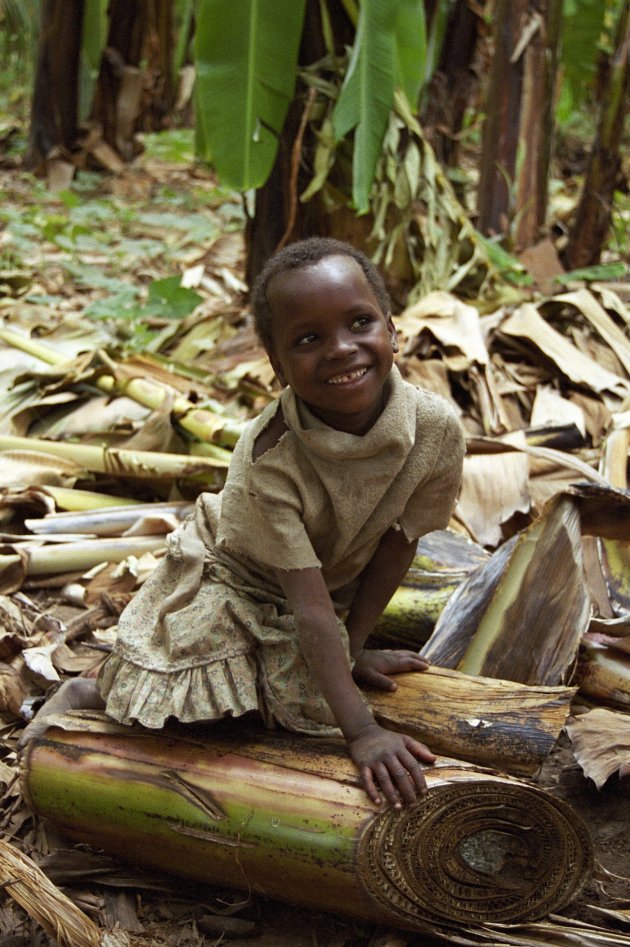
[98,366,465,734]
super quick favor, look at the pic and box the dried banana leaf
[457,449,530,548]
[0,837,101,947]
[565,708,630,788]
[20,711,593,933]
[499,303,630,397]
[422,494,590,685]
[370,667,575,775]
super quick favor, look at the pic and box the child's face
[266,254,398,434]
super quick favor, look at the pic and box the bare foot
[18,678,105,749]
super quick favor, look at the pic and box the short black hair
[251,237,391,352]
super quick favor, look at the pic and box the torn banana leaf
[20,711,593,933]
[499,303,630,397]
[457,448,530,548]
[565,708,630,788]
[421,494,590,685]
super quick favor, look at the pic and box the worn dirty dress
[98,366,465,735]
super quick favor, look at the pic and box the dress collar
[279,365,416,463]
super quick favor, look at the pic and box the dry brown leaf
[518,237,565,294]
[0,837,101,946]
[0,450,84,487]
[457,448,530,547]
[399,357,454,400]
[531,385,586,435]
[500,303,630,397]
[0,661,28,715]
[553,289,630,377]
[398,291,489,369]
[566,708,630,789]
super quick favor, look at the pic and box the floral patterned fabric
[98,536,347,733]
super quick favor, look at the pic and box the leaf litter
[0,141,629,945]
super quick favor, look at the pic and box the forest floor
[0,134,629,945]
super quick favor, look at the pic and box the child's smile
[267,255,398,435]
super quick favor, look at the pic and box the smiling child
[23,238,465,809]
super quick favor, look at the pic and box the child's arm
[277,567,435,808]
[345,526,429,689]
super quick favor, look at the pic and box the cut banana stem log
[375,530,489,649]
[0,536,166,594]
[25,501,194,537]
[576,638,630,710]
[369,667,575,776]
[0,434,230,477]
[20,712,593,934]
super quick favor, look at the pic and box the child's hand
[352,648,429,691]
[347,723,435,807]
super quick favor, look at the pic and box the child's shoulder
[402,375,460,426]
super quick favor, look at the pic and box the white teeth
[327,368,367,385]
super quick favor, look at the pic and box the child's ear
[268,350,287,387]
[387,316,399,353]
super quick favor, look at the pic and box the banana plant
[193,0,434,212]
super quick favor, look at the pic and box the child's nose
[325,331,358,358]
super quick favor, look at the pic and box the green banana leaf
[558,0,625,121]
[194,0,307,190]
[333,0,400,213]
[78,0,109,122]
[394,0,427,109]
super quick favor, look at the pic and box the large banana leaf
[194,0,306,190]
[333,0,425,213]
[558,0,624,120]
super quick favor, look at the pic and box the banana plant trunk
[26,0,83,170]
[477,0,563,247]
[20,711,593,935]
[564,5,630,269]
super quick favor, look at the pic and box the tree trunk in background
[25,0,84,171]
[423,0,486,167]
[513,0,562,248]
[564,6,630,270]
[477,0,562,248]
[90,0,174,162]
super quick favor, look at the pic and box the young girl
[22,238,465,810]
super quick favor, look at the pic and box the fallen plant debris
[0,154,628,945]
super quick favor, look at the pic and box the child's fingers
[373,763,403,808]
[360,766,382,806]
[363,668,398,690]
[405,735,437,764]
[396,749,431,797]
[388,651,430,672]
